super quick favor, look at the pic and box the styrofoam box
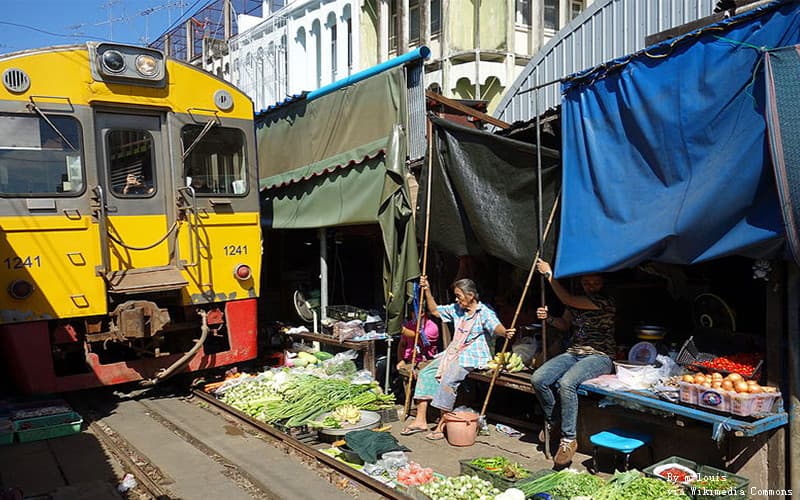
[695,386,731,413]
[678,381,698,405]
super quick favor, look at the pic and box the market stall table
[576,382,788,439]
[285,330,393,390]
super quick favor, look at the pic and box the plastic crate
[13,411,83,443]
[0,430,13,446]
[459,459,535,490]
[644,456,699,484]
[676,337,715,366]
[692,465,749,500]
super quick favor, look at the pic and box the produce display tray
[677,337,762,379]
[678,382,782,417]
[458,459,534,491]
[13,411,83,443]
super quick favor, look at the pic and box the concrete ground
[0,395,594,499]
[387,408,594,478]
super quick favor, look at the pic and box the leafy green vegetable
[468,456,530,479]
[594,471,690,500]
[419,475,500,500]
[549,471,606,498]
[692,476,737,490]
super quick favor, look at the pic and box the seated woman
[396,309,439,374]
[402,275,514,440]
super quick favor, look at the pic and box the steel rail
[191,389,410,499]
[86,420,172,499]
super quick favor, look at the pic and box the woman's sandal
[400,426,428,436]
[425,431,445,441]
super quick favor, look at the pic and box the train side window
[181,126,247,196]
[107,130,156,197]
[0,114,83,196]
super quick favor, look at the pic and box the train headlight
[101,50,126,73]
[8,280,34,300]
[89,43,166,88]
[135,54,158,77]
[234,264,252,281]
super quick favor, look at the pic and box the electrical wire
[0,21,113,42]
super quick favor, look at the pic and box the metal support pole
[319,228,328,323]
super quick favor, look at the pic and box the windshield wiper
[26,101,78,152]
[182,118,217,161]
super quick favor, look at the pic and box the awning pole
[479,193,560,419]
[535,86,551,459]
[403,115,435,420]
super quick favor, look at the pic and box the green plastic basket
[691,465,749,500]
[13,411,82,443]
[459,459,535,491]
[0,430,13,446]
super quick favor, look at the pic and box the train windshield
[181,125,247,196]
[0,114,83,196]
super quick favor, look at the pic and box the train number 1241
[223,245,248,256]
[4,256,42,269]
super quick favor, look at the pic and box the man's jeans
[530,352,613,439]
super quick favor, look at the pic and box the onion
[711,372,723,380]
[682,375,695,383]
[728,373,744,382]
[734,381,749,393]
[711,381,722,389]
[748,385,763,394]
[721,380,734,391]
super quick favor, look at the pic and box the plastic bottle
[117,473,137,493]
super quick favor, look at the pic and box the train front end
[0,43,261,393]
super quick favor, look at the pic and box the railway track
[191,388,407,499]
[68,386,408,499]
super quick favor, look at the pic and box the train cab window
[181,125,247,196]
[0,114,83,196]
[107,130,156,197]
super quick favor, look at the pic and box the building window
[330,13,338,81]
[570,0,583,20]
[544,0,559,30]
[410,2,420,42]
[347,17,353,72]
[392,0,442,45]
[515,0,531,26]
[431,0,441,34]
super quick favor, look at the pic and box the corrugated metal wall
[407,62,427,162]
[494,0,716,124]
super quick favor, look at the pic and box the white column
[379,0,390,62]
[559,0,569,28]
[337,7,349,79]
[351,0,361,71]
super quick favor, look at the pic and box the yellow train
[0,43,262,393]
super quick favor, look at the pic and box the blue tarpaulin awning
[556,1,800,277]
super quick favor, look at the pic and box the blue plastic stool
[589,428,654,472]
